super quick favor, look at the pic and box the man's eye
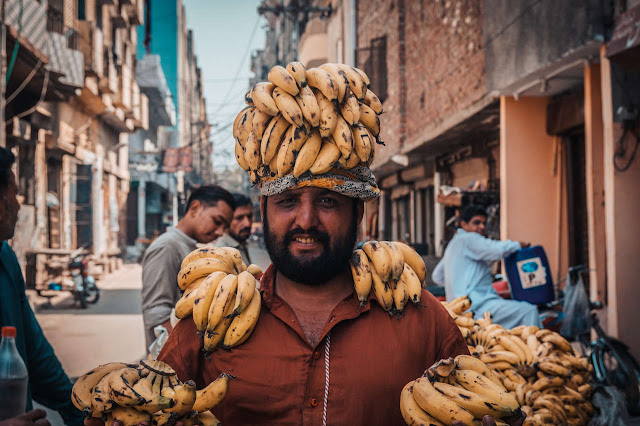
[278,198,296,205]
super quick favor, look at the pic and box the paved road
[32,263,147,424]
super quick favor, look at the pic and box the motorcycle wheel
[76,289,88,309]
[84,282,100,304]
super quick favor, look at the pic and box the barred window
[357,35,387,102]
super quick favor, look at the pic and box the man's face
[228,204,253,243]
[263,187,363,286]
[461,214,487,236]
[189,200,234,244]
[0,171,20,242]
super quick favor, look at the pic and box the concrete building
[3,0,148,285]
[136,0,213,217]
[295,0,640,360]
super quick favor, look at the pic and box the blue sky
[184,0,266,170]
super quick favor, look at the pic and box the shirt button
[313,351,321,359]
[310,397,318,407]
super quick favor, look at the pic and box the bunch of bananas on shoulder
[440,296,594,425]
[174,247,263,352]
[235,62,384,183]
[401,355,520,425]
[71,359,231,425]
[350,241,426,313]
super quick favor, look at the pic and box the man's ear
[188,199,202,217]
[356,200,365,226]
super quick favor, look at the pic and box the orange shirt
[158,265,469,425]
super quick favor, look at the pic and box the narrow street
[31,263,147,423]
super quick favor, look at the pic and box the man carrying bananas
[141,186,235,352]
[154,164,478,424]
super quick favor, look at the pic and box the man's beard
[263,205,358,286]
[230,228,251,243]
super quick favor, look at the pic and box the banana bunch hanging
[174,247,263,352]
[71,359,231,425]
[234,62,384,183]
[350,241,427,313]
[436,296,595,425]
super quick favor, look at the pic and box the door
[565,133,589,289]
[74,164,93,249]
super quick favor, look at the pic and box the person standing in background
[214,193,270,271]
[0,147,83,425]
[141,185,235,350]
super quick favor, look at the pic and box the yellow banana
[392,273,409,311]
[381,241,404,284]
[399,382,445,426]
[233,271,257,316]
[71,362,131,414]
[537,361,570,377]
[453,369,519,411]
[541,332,573,352]
[177,258,234,291]
[363,88,383,114]
[244,90,254,106]
[162,380,197,416]
[196,411,222,426]
[338,150,360,169]
[244,130,262,171]
[111,406,151,426]
[223,287,261,348]
[204,299,235,352]
[339,89,361,126]
[247,264,263,276]
[412,377,476,425]
[371,267,393,311]
[496,335,526,364]
[175,277,205,319]
[131,378,174,414]
[306,68,339,101]
[532,375,565,391]
[252,109,273,141]
[352,124,373,163]
[181,246,242,271]
[252,82,279,116]
[295,85,321,127]
[362,241,392,284]
[314,88,338,137]
[480,351,521,365]
[526,334,540,356]
[268,65,299,96]
[232,106,254,147]
[353,66,370,86]
[108,367,145,407]
[510,334,534,364]
[393,242,427,284]
[261,114,290,165]
[272,87,304,127]
[309,139,341,175]
[235,140,250,171]
[400,263,422,305]
[350,249,372,306]
[192,271,227,332]
[293,129,322,178]
[337,64,368,101]
[433,381,514,419]
[206,274,238,331]
[275,129,296,177]
[192,373,232,413]
[331,115,355,158]
[319,63,349,103]
[286,61,306,88]
[360,103,380,136]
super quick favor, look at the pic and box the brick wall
[358,0,486,171]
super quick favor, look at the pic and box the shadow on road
[36,289,142,315]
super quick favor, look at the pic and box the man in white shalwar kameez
[432,205,541,328]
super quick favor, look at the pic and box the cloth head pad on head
[259,166,380,201]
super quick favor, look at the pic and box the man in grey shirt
[214,193,271,271]
[141,185,235,350]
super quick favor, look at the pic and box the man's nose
[294,201,319,230]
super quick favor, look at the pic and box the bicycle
[556,265,640,415]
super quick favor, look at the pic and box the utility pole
[0,0,7,147]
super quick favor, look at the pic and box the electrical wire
[613,129,640,173]
[5,68,50,124]
[5,60,42,105]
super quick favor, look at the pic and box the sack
[560,272,591,340]
[590,385,629,426]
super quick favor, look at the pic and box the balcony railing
[5,0,48,56]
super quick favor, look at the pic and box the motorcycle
[67,247,100,308]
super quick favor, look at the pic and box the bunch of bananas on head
[351,241,427,313]
[439,296,594,425]
[401,355,520,425]
[174,247,263,353]
[71,359,231,425]
[234,62,384,183]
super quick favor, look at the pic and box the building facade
[3,0,148,285]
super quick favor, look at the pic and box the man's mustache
[284,227,330,247]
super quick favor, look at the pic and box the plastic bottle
[0,326,28,420]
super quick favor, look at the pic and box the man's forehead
[269,187,349,199]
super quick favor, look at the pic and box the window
[356,36,388,102]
